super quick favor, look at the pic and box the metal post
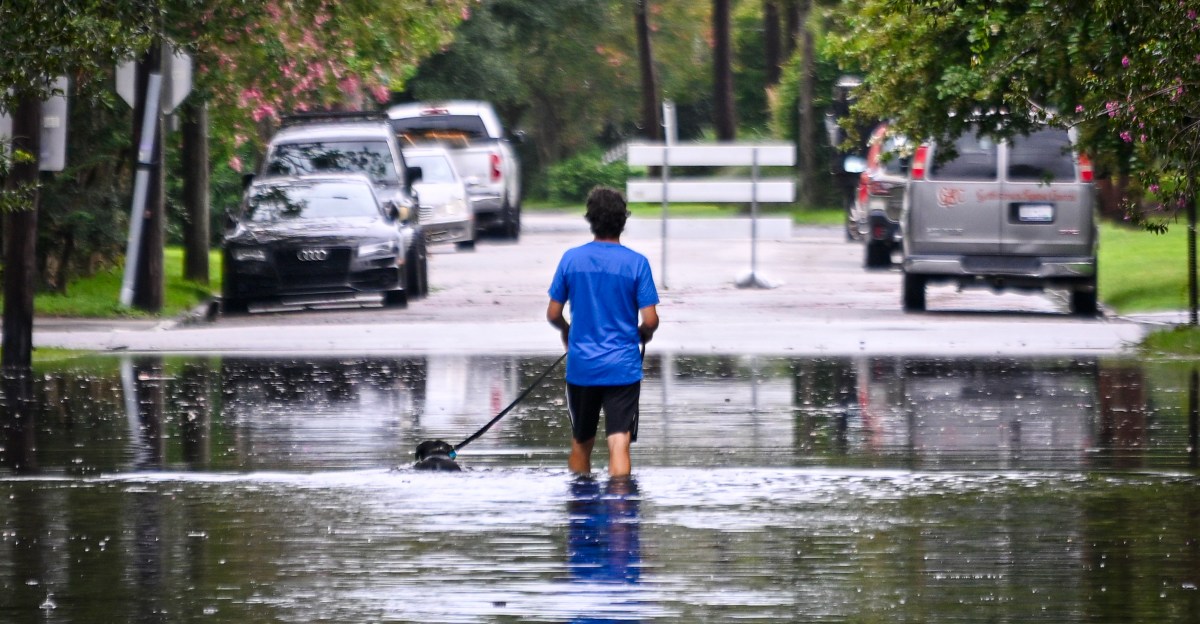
[120,73,162,306]
[660,100,676,290]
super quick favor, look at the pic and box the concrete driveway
[32,212,1153,356]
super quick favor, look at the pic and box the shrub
[546,149,629,203]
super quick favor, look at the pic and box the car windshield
[244,182,380,222]
[264,141,399,184]
[406,154,457,183]
[1007,128,1076,182]
[930,132,999,181]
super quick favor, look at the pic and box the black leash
[450,352,567,458]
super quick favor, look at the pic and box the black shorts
[565,381,641,443]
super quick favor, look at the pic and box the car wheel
[405,234,428,299]
[902,272,926,312]
[221,253,249,314]
[864,240,892,268]
[500,200,520,240]
[384,288,408,309]
[1070,281,1098,317]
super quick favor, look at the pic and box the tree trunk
[796,0,815,206]
[132,46,164,312]
[713,0,736,141]
[783,0,800,57]
[2,95,42,371]
[764,1,782,85]
[181,99,210,284]
[635,0,661,142]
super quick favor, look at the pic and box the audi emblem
[296,248,328,262]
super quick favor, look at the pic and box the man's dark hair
[585,186,629,239]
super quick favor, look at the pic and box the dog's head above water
[414,440,462,471]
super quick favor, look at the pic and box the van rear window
[930,134,997,180]
[1007,128,1075,182]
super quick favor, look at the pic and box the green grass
[30,247,220,318]
[1098,221,1188,314]
[1141,326,1200,356]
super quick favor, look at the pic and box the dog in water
[413,440,462,471]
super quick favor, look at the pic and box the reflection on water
[2,353,1199,622]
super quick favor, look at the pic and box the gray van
[900,127,1098,315]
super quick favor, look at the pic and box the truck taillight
[911,145,929,180]
[1078,153,1093,182]
[490,153,502,182]
[857,174,868,205]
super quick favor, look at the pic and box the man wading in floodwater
[547,187,660,477]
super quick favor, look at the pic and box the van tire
[902,273,926,311]
[1070,287,1098,317]
[865,240,891,268]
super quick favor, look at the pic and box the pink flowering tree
[173,0,473,169]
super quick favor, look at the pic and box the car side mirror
[843,155,867,174]
[241,173,255,190]
[224,208,239,230]
[407,166,423,185]
[510,130,526,145]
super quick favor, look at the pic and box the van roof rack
[280,110,388,127]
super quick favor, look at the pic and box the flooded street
[3,353,1199,622]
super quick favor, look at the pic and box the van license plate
[1018,204,1054,222]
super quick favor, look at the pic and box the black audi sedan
[222,174,420,313]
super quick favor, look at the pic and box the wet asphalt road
[33,211,1153,356]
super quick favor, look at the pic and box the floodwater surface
[2,354,1199,623]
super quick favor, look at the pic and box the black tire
[405,234,428,299]
[902,272,926,312]
[500,200,520,240]
[864,240,891,268]
[384,288,408,309]
[1070,284,1098,317]
[455,239,476,251]
[221,253,249,314]
[221,297,248,315]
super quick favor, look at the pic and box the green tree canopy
[832,0,1199,223]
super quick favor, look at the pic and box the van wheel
[455,239,476,251]
[864,240,891,268]
[902,273,926,311]
[1070,287,1098,317]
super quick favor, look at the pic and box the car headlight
[358,241,397,258]
[443,198,467,217]
[233,248,267,262]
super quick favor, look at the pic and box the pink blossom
[252,103,277,123]
[1121,56,1130,67]
[1140,134,1147,143]
[1105,101,1120,117]
[1074,105,1084,113]
[1119,131,1133,142]
[461,6,471,19]
[230,155,243,172]
[370,83,390,103]
[1150,184,1161,194]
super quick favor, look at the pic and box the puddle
[2,354,1199,622]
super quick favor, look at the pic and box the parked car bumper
[903,254,1096,289]
[421,217,474,245]
[225,249,404,301]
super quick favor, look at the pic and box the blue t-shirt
[548,241,659,386]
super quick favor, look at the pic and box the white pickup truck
[387,101,523,239]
